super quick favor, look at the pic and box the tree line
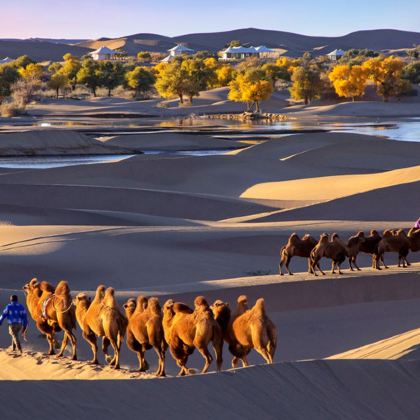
[1,48,419,116]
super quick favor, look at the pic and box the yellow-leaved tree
[328,64,368,101]
[228,68,273,112]
[362,56,406,101]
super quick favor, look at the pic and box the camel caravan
[279,228,420,276]
[22,280,277,376]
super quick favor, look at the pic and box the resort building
[327,49,345,61]
[0,57,14,64]
[161,44,195,62]
[89,46,118,61]
[219,45,275,61]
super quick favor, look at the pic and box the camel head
[163,299,175,318]
[210,300,230,329]
[23,278,39,295]
[194,296,210,311]
[123,298,136,318]
[331,233,340,242]
[236,295,249,315]
[73,292,91,309]
[55,280,71,296]
[103,287,117,308]
[319,233,329,243]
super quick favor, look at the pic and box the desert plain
[0,93,419,420]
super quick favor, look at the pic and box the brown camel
[123,295,167,377]
[162,296,223,376]
[279,233,317,275]
[40,280,77,360]
[22,279,63,356]
[74,285,126,369]
[310,233,347,275]
[230,296,277,364]
[211,299,251,368]
[359,229,382,269]
[346,231,366,271]
[377,229,411,269]
[408,228,420,253]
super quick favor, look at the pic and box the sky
[2,0,420,39]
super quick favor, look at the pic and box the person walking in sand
[0,295,28,355]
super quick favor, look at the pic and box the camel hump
[194,296,209,309]
[302,233,312,240]
[40,281,55,293]
[253,298,265,316]
[173,302,194,314]
[147,297,161,314]
[289,233,299,243]
[237,295,248,305]
[103,287,117,308]
[55,280,70,296]
[370,229,379,236]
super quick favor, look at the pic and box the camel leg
[317,261,326,275]
[84,331,98,365]
[46,333,55,356]
[212,337,223,372]
[102,337,113,364]
[108,338,120,369]
[307,258,312,274]
[337,262,343,275]
[331,261,336,274]
[56,331,69,358]
[154,347,166,377]
[232,356,239,368]
[68,330,77,361]
[354,257,361,271]
[285,255,293,275]
[196,344,213,374]
[348,257,354,271]
[309,259,317,276]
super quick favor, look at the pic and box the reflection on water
[0,149,231,169]
[0,155,135,169]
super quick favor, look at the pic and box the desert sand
[0,121,419,419]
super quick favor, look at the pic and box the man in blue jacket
[0,295,28,354]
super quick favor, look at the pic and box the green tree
[403,62,420,84]
[125,66,156,98]
[76,59,101,96]
[48,73,69,98]
[289,63,322,104]
[0,65,20,103]
[181,58,214,103]
[98,61,125,96]
[137,52,152,63]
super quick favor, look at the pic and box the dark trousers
[8,324,23,352]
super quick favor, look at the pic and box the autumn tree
[182,58,214,102]
[289,63,322,104]
[125,66,156,98]
[228,68,273,112]
[215,64,236,87]
[76,59,101,96]
[17,63,44,103]
[60,54,81,90]
[328,64,368,101]
[362,56,406,101]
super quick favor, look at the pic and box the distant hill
[2,28,420,61]
[0,39,91,61]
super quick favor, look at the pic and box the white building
[219,45,275,61]
[89,46,118,61]
[161,44,195,62]
[327,49,345,61]
[0,57,14,65]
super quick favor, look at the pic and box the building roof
[89,46,117,56]
[222,46,258,54]
[0,57,14,64]
[327,49,345,56]
[161,55,172,62]
[255,45,274,53]
[168,44,194,53]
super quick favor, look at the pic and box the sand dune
[241,165,420,201]
[0,130,133,156]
